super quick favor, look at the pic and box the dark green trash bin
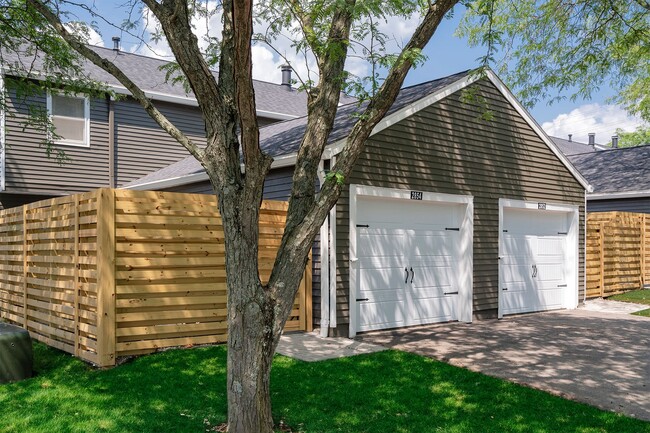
[0,322,33,383]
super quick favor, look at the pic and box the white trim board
[348,185,473,338]
[589,190,650,200]
[497,198,580,318]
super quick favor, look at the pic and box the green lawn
[1,343,648,433]
[609,289,650,317]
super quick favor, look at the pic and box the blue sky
[78,3,644,145]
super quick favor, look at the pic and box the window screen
[50,94,88,145]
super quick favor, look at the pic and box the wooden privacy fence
[586,211,649,298]
[0,188,312,367]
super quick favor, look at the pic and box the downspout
[0,71,5,192]
[583,190,587,303]
[108,97,115,187]
[317,160,330,337]
[329,155,337,331]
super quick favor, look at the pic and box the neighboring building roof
[569,145,650,197]
[551,136,602,155]
[125,69,592,192]
[1,44,355,119]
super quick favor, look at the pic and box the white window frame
[46,91,90,148]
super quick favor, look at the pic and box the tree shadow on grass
[1,344,648,433]
[270,350,650,433]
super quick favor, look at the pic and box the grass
[609,289,650,317]
[1,343,649,433]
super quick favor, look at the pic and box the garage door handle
[410,267,414,283]
[405,267,409,283]
[532,264,538,278]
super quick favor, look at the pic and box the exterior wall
[4,90,110,195]
[113,99,207,187]
[334,79,586,335]
[587,197,650,214]
[161,166,324,325]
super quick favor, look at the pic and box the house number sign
[410,191,423,200]
[538,202,547,210]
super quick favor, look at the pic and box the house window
[47,92,90,147]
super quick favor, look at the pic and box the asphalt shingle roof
[2,45,357,118]
[551,136,600,156]
[126,69,472,188]
[569,145,650,194]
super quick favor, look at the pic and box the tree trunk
[226,278,275,433]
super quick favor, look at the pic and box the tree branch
[27,0,204,162]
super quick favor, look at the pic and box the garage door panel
[359,268,408,293]
[502,235,536,258]
[358,231,407,258]
[408,297,456,325]
[359,301,406,331]
[501,264,533,284]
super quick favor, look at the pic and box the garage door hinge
[356,224,369,228]
[445,227,460,231]
[557,284,568,287]
[356,298,369,302]
[503,229,508,232]
[443,291,459,295]
[557,231,567,235]
[502,287,508,291]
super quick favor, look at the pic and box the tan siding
[5,91,110,194]
[114,99,207,186]
[336,79,586,326]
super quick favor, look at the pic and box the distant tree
[615,126,650,147]
[459,0,650,122]
[1,0,461,431]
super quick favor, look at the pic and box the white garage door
[355,196,462,332]
[500,207,572,315]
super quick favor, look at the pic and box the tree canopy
[459,0,650,123]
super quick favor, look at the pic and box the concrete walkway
[580,298,648,314]
[276,332,386,362]
[357,309,650,421]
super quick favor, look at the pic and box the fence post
[96,188,116,367]
[642,214,647,287]
[22,206,27,329]
[599,222,605,298]
[73,194,80,357]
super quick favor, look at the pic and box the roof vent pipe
[588,133,595,146]
[568,134,572,142]
[612,135,619,148]
[280,64,292,90]
[112,36,121,52]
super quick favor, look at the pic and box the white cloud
[64,23,104,47]
[129,5,419,87]
[542,103,646,145]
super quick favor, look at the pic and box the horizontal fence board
[586,212,648,298]
[1,188,311,367]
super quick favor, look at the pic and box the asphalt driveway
[357,309,650,421]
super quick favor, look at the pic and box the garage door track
[357,309,650,421]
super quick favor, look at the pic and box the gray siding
[162,166,323,326]
[335,79,586,332]
[4,91,110,195]
[114,99,207,186]
[587,198,650,214]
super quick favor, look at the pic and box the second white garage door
[353,192,471,333]
[499,200,579,316]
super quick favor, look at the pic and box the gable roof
[1,45,356,119]
[125,69,592,192]
[569,145,650,199]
